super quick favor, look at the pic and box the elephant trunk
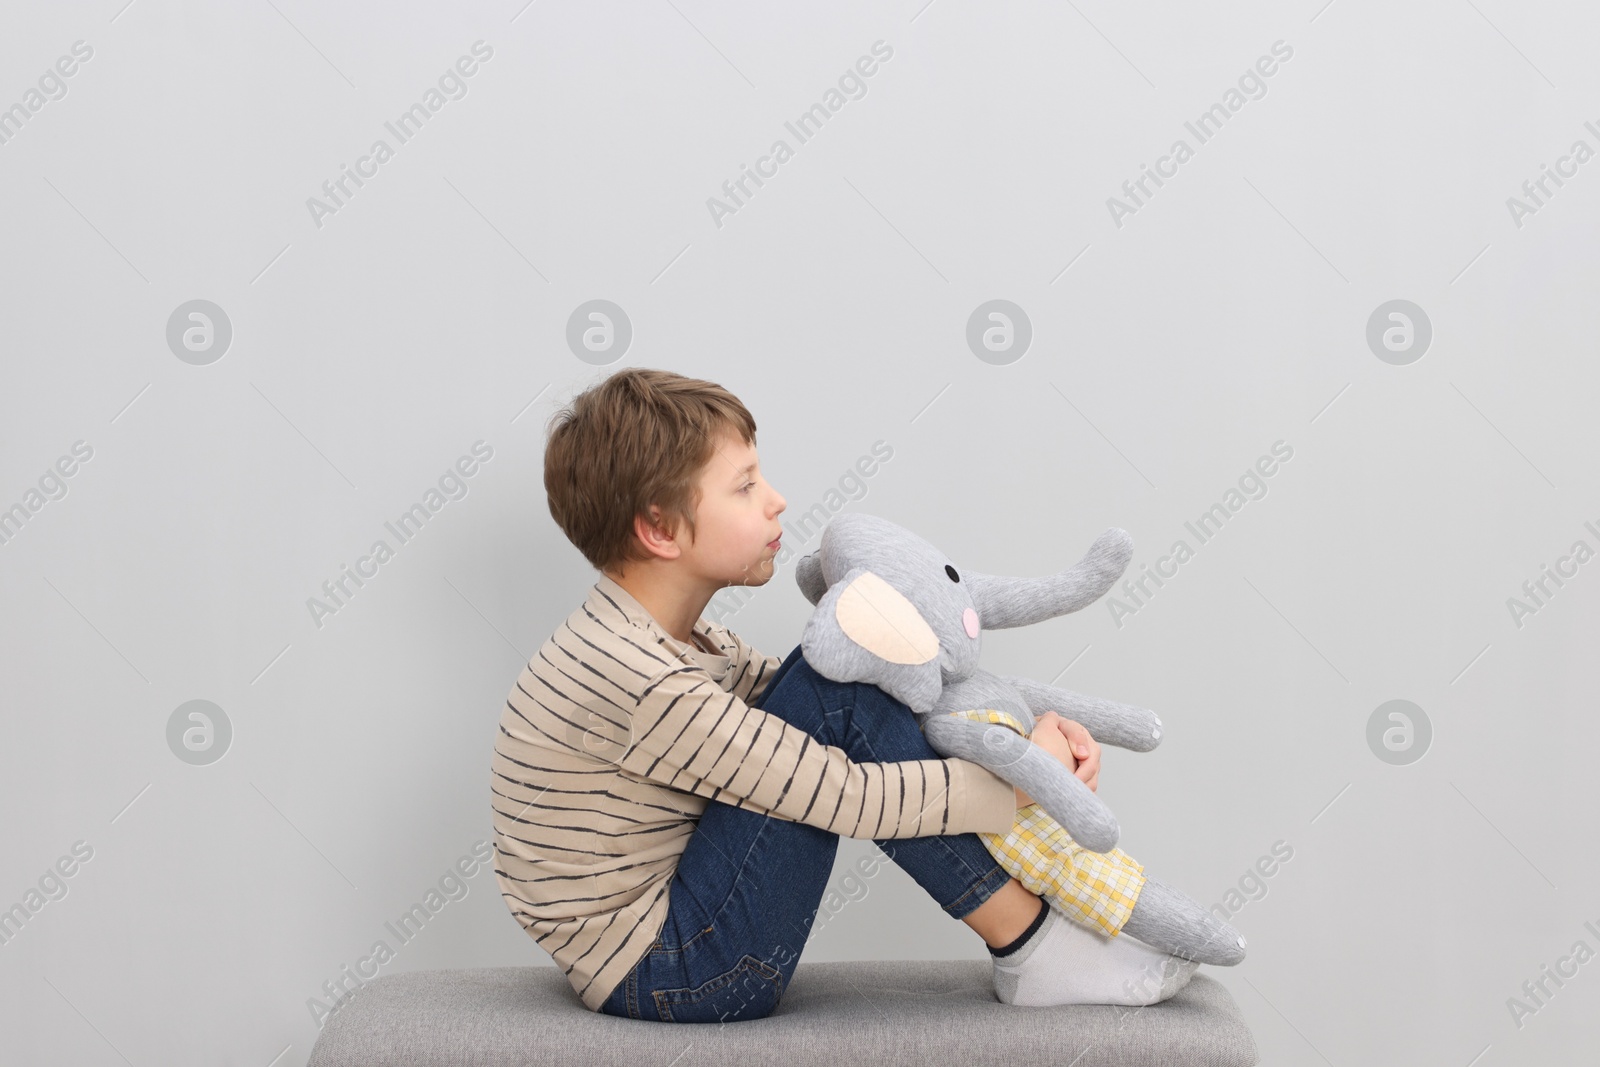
[966,528,1133,629]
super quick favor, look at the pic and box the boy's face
[679,429,787,588]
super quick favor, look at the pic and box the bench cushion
[307,959,1259,1067]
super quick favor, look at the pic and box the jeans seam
[712,812,768,926]
[678,923,716,952]
[944,862,1011,919]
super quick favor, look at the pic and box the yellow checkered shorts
[931,708,1146,937]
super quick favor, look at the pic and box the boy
[491,368,1197,1021]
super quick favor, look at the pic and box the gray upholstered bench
[306,958,1259,1066]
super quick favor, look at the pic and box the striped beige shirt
[490,574,1018,1011]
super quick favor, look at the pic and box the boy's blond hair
[544,368,758,575]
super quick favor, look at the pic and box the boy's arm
[601,663,1018,839]
[705,622,784,707]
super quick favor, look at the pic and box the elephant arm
[921,712,1120,853]
[997,674,1163,753]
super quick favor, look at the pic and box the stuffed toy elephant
[794,512,1246,966]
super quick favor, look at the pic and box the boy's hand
[1048,716,1101,793]
[1013,713,1102,807]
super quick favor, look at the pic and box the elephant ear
[795,550,827,606]
[800,566,945,714]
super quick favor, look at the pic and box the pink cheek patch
[963,608,980,639]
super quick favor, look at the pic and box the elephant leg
[1121,875,1248,966]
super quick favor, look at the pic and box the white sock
[991,903,1200,1007]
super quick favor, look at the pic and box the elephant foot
[1121,875,1247,966]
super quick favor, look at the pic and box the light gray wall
[3,1,1596,1063]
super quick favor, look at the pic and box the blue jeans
[598,643,1013,1023]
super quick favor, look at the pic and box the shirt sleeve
[702,621,786,706]
[606,660,1018,839]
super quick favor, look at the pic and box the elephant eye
[944,565,960,583]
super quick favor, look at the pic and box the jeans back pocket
[652,953,784,1023]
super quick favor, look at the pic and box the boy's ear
[633,505,684,558]
[800,566,944,714]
